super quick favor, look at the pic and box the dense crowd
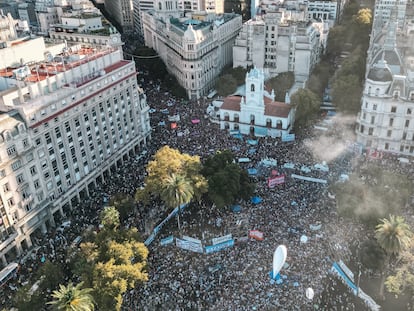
[2,75,413,310]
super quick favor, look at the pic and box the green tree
[161,173,194,231]
[375,215,412,299]
[290,88,320,129]
[385,241,414,297]
[331,74,363,114]
[36,260,65,293]
[221,66,248,85]
[306,61,332,97]
[332,166,412,226]
[216,74,238,96]
[135,146,208,208]
[110,193,135,223]
[13,285,45,311]
[359,239,386,271]
[132,46,167,80]
[266,72,295,102]
[201,150,256,208]
[76,213,149,311]
[100,206,120,231]
[48,282,95,311]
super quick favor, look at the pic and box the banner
[176,238,204,253]
[205,239,234,254]
[249,230,264,241]
[291,174,327,184]
[160,236,174,246]
[212,234,232,245]
[182,235,202,246]
[282,134,295,142]
[144,203,188,246]
[267,175,285,188]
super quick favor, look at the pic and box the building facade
[356,2,414,156]
[104,0,134,33]
[218,67,295,137]
[0,20,150,266]
[142,1,242,99]
[233,10,328,82]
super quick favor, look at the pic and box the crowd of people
[2,75,413,310]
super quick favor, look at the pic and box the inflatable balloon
[300,235,308,243]
[272,245,287,279]
[305,287,314,300]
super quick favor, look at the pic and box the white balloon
[272,245,287,279]
[306,287,314,300]
[300,235,308,243]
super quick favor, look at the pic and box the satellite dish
[272,245,287,279]
[306,287,314,300]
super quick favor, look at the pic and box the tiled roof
[264,100,292,118]
[221,96,241,111]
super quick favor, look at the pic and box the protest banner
[160,236,174,246]
[182,235,202,246]
[176,238,204,253]
[205,239,235,254]
[249,230,264,241]
[267,175,285,188]
[282,134,295,142]
[211,234,232,245]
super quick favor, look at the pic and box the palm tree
[48,282,95,311]
[375,215,412,299]
[161,173,194,232]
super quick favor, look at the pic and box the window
[368,128,374,135]
[251,84,255,92]
[360,125,364,133]
[3,183,10,192]
[400,145,404,152]
[403,132,407,140]
[30,166,37,176]
[407,108,412,115]
[16,174,24,184]
[385,143,389,150]
[405,120,410,127]
[0,169,5,177]
[35,138,41,146]
[373,104,377,111]
[387,130,392,137]
[7,198,15,207]
[7,146,16,157]
[370,116,375,124]
[391,106,397,113]
[389,118,394,127]
[11,160,22,171]
[34,180,40,189]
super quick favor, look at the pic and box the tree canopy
[73,209,149,311]
[216,74,238,97]
[48,282,95,311]
[266,72,295,102]
[332,165,412,226]
[201,150,256,208]
[290,88,320,129]
[135,146,208,207]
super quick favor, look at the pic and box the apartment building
[142,0,242,99]
[104,0,134,33]
[233,10,328,82]
[0,18,150,266]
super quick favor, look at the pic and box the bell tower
[245,67,264,107]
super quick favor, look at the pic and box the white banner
[176,238,204,253]
[212,234,232,245]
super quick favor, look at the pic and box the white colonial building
[232,9,328,82]
[218,68,295,137]
[356,2,414,155]
[142,0,242,99]
[0,18,150,266]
